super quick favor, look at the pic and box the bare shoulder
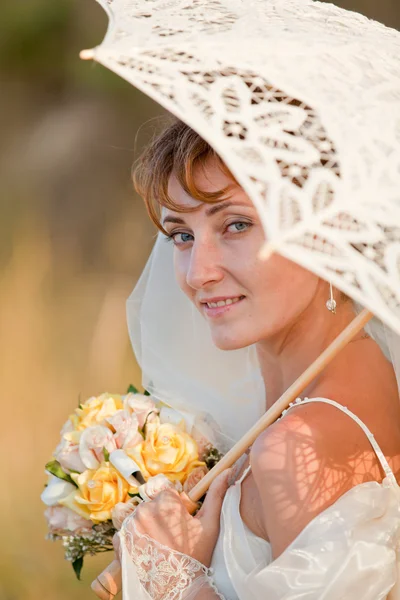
[249,400,385,557]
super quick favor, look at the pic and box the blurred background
[1,1,399,599]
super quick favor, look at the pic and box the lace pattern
[121,512,224,600]
[86,0,400,334]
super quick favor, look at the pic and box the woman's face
[163,158,322,351]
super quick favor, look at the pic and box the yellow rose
[68,393,124,438]
[60,462,136,523]
[127,420,204,483]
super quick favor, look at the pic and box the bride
[80,0,400,596]
[111,119,400,600]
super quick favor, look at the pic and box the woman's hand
[114,469,232,567]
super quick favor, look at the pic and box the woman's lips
[201,296,245,318]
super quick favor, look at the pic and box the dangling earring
[326,281,337,314]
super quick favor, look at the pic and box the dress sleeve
[227,480,400,600]
[119,479,400,600]
[119,514,226,600]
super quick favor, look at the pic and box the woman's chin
[211,330,255,352]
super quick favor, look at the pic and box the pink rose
[111,497,142,530]
[183,466,208,495]
[79,425,117,469]
[107,410,142,449]
[45,505,92,534]
[139,474,182,502]
[54,437,86,473]
[124,394,156,429]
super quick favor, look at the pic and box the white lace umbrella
[79,1,400,597]
[82,0,400,334]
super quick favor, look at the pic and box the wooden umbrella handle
[91,308,373,597]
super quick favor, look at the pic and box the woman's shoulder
[251,394,380,475]
[248,393,393,556]
[251,369,400,483]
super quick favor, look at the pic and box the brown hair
[133,119,237,234]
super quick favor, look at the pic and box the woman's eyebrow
[162,215,186,225]
[163,200,250,225]
[205,200,233,217]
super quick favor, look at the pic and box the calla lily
[109,449,142,486]
[41,475,76,506]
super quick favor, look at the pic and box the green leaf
[103,447,110,462]
[72,556,84,580]
[144,389,150,396]
[127,384,139,394]
[45,459,78,487]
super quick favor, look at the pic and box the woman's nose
[185,238,224,290]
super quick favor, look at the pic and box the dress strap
[281,397,398,488]
[236,464,252,485]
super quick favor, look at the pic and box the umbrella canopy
[82,0,400,334]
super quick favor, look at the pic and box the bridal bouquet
[41,386,222,579]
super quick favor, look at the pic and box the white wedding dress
[210,397,400,600]
[120,397,400,599]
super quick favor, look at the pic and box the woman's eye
[171,232,194,245]
[226,221,251,233]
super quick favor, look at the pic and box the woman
[113,120,400,600]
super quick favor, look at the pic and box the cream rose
[127,420,204,483]
[183,465,208,494]
[54,437,86,473]
[79,425,117,469]
[124,393,157,429]
[138,474,182,502]
[60,462,134,523]
[45,506,92,534]
[107,410,143,449]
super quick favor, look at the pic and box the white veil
[127,234,400,453]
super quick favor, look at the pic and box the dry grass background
[0,1,399,599]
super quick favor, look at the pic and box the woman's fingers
[195,469,232,522]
